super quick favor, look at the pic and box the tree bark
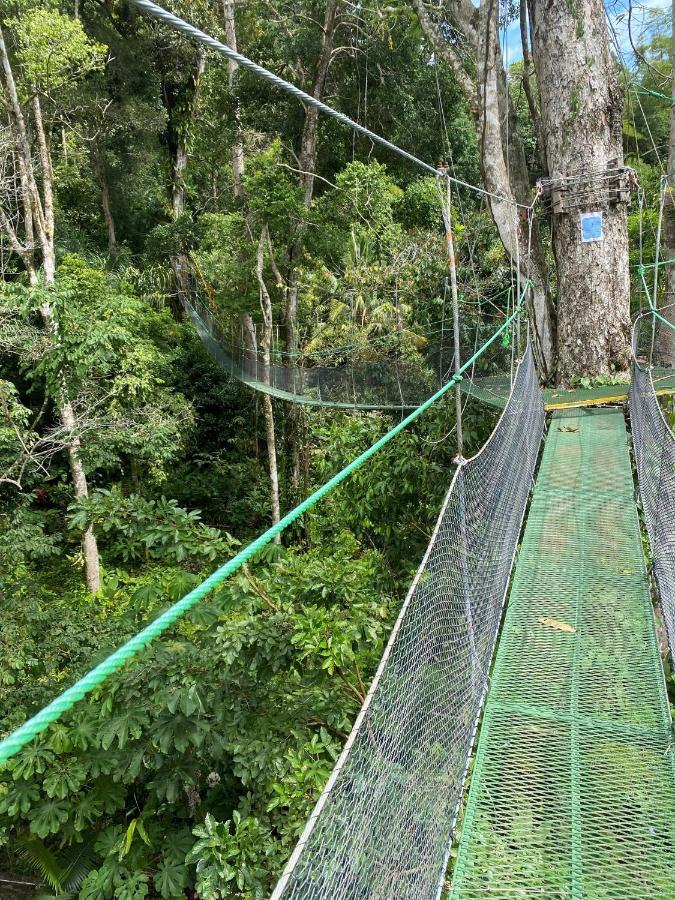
[529,0,631,383]
[298,0,340,210]
[39,300,101,593]
[411,0,555,379]
[61,400,101,594]
[0,25,46,268]
[659,0,675,366]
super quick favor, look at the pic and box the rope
[125,0,530,209]
[0,288,529,766]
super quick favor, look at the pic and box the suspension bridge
[1,2,675,897]
[181,271,675,412]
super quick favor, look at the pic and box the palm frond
[17,836,97,896]
[17,837,65,893]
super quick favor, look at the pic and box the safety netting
[271,345,544,900]
[181,285,519,411]
[630,314,675,658]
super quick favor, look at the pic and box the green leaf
[121,819,137,860]
[0,780,40,816]
[153,858,189,899]
[43,761,86,799]
[27,798,70,838]
[135,818,151,847]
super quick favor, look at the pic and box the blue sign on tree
[580,211,603,243]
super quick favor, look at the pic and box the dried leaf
[557,425,579,433]
[537,616,576,634]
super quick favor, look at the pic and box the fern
[17,836,96,897]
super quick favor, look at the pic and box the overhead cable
[126,0,529,208]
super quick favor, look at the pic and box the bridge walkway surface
[450,407,675,899]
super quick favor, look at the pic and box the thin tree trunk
[659,0,675,366]
[171,50,207,220]
[221,0,246,200]
[172,142,187,219]
[39,300,101,593]
[91,145,118,254]
[0,26,47,266]
[16,151,36,276]
[519,0,546,172]
[256,228,281,537]
[61,399,101,593]
[241,311,257,379]
[285,0,340,358]
[283,0,340,505]
[298,0,340,209]
[0,25,100,592]
[31,94,56,282]
[261,394,281,538]
[529,0,631,383]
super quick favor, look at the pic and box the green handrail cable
[0,290,529,766]
[632,86,675,106]
[638,263,675,332]
[638,256,675,271]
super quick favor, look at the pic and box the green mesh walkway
[451,407,675,898]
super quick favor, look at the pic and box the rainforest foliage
[0,1,670,897]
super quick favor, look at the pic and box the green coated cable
[0,286,529,766]
[637,257,675,270]
[639,264,675,332]
[632,86,675,106]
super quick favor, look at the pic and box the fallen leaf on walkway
[537,616,576,634]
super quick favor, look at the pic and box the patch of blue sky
[494,0,670,66]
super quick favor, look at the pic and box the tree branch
[409,0,475,104]
[627,0,670,85]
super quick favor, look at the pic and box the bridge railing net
[272,345,545,900]
[181,286,517,410]
[630,315,675,658]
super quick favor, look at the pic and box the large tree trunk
[411,0,555,379]
[529,0,631,383]
[659,0,675,366]
[476,0,554,377]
